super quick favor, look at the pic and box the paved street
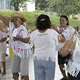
[0,49,63,80]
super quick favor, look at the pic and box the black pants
[58,52,71,65]
[69,72,80,80]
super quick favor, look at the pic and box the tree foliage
[10,0,30,11]
[35,0,49,10]
[36,0,80,16]
[56,0,80,16]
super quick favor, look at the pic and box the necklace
[59,26,68,33]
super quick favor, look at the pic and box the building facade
[0,0,35,12]
[0,0,14,10]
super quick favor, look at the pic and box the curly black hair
[36,14,51,31]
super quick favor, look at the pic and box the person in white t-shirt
[0,13,31,80]
[30,15,58,80]
[0,21,7,75]
[57,15,76,80]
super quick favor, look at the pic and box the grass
[0,10,79,30]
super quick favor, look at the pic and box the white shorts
[0,53,6,62]
[12,54,29,76]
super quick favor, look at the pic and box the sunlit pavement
[0,49,63,80]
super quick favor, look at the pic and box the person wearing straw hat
[0,12,31,80]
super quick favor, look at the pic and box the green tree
[46,0,80,16]
[11,0,34,11]
[57,0,80,16]
[35,0,49,11]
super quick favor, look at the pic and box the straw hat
[11,12,26,22]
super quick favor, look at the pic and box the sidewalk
[0,49,63,80]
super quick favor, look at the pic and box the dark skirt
[68,72,80,80]
[58,52,71,65]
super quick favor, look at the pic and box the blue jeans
[34,58,55,80]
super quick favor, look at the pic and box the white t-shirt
[0,30,7,53]
[57,26,76,50]
[9,21,32,58]
[9,21,30,49]
[30,29,58,61]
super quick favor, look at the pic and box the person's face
[60,17,68,27]
[12,17,22,27]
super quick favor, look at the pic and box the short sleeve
[53,30,58,46]
[3,32,7,38]
[21,29,29,38]
[69,26,76,35]
[30,31,35,45]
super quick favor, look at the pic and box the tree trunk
[14,0,19,11]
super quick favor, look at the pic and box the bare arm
[0,37,7,42]
[58,34,66,42]
[51,24,66,42]
[13,37,30,43]
[51,24,61,33]
[1,27,8,33]
[59,37,76,57]
[0,15,9,27]
[0,21,8,32]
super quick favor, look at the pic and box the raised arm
[0,21,8,33]
[0,15,9,27]
[59,36,76,57]
[0,37,7,42]
[51,24,66,42]
[13,37,30,43]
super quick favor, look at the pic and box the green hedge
[0,10,79,30]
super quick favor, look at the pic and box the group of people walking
[0,12,80,80]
